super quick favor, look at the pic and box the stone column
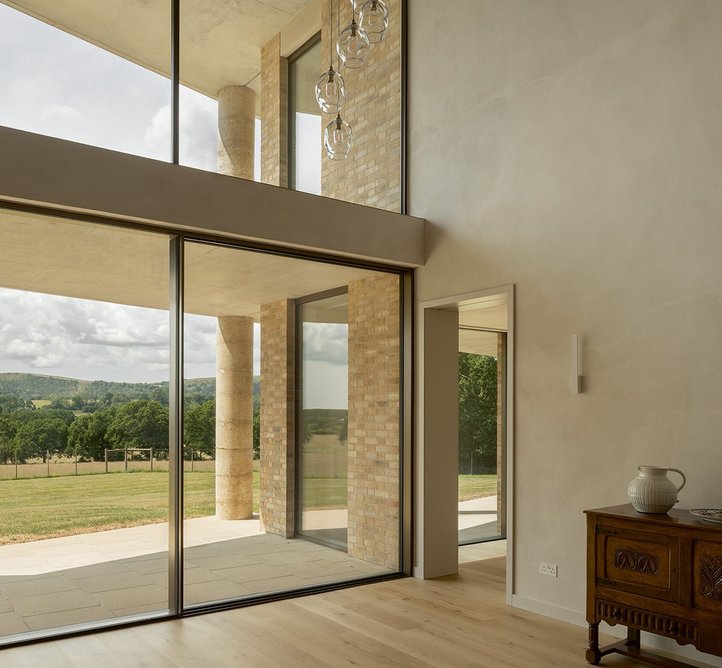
[215,316,254,520]
[217,85,256,179]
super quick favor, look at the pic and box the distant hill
[0,373,260,403]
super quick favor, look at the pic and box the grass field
[0,471,493,546]
[0,470,347,545]
[458,474,498,501]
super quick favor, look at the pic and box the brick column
[347,274,400,569]
[320,0,402,212]
[259,299,295,537]
[260,35,288,187]
[215,316,254,520]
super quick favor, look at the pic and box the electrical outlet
[539,561,558,577]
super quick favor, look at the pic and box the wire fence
[0,450,218,480]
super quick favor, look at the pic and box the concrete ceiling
[3,0,319,103]
[457,294,508,357]
[0,209,381,318]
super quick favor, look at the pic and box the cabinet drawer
[693,540,722,613]
[595,599,697,645]
[596,525,679,602]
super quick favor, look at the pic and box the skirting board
[511,595,722,667]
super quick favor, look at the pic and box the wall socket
[539,562,558,577]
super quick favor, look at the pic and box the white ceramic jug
[627,465,686,514]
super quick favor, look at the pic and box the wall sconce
[572,334,584,394]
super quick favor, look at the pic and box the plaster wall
[410,0,722,658]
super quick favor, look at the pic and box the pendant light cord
[336,0,341,71]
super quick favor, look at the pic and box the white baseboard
[511,594,586,628]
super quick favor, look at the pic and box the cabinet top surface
[584,504,722,531]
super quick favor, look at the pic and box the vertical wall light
[572,334,584,394]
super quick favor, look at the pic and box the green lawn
[0,470,348,545]
[458,474,498,501]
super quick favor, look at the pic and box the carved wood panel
[694,543,722,612]
[614,549,659,575]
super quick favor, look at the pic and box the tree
[106,400,169,458]
[0,416,17,464]
[67,407,116,461]
[184,400,215,459]
[458,352,498,474]
[13,415,69,462]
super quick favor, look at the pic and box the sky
[0,5,341,407]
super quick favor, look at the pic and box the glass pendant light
[337,14,370,69]
[315,0,346,113]
[315,65,345,114]
[359,0,388,44]
[325,113,352,160]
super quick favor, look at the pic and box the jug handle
[669,468,686,493]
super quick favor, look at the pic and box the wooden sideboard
[585,505,722,667]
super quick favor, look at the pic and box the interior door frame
[419,284,515,604]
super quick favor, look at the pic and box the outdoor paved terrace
[0,516,389,637]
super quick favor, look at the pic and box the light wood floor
[1,557,685,667]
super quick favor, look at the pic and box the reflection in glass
[0,210,170,641]
[290,39,323,193]
[298,293,349,549]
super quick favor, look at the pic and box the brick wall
[259,299,295,537]
[320,0,402,212]
[347,274,400,569]
[261,35,288,187]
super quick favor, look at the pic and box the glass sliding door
[457,329,506,545]
[297,292,349,549]
[182,241,402,607]
[0,209,170,641]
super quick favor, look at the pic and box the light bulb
[315,65,346,114]
[325,113,353,160]
[336,18,370,69]
[360,0,389,44]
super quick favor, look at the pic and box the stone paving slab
[0,520,390,640]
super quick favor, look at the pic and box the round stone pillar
[217,85,256,179]
[215,316,254,520]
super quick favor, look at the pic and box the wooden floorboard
[1,557,706,667]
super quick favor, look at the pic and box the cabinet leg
[586,623,602,665]
[625,627,640,650]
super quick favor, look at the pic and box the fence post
[150,448,153,472]
[75,453,78,476]
[191,448,194,473]
[105,448,108,474]
[47,451,50,477]
[124,448,128,472]
[14,450,18,480]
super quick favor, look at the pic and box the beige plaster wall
[410,0,722,651]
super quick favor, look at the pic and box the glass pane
[0,1,171,161]
[0,210,170,641]
[298,293,348,548]
[179,0,262,180]
[457,330,505,545]
[289,40,322,195]
[183,241,401,607]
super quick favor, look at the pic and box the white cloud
[42,103,81,122]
